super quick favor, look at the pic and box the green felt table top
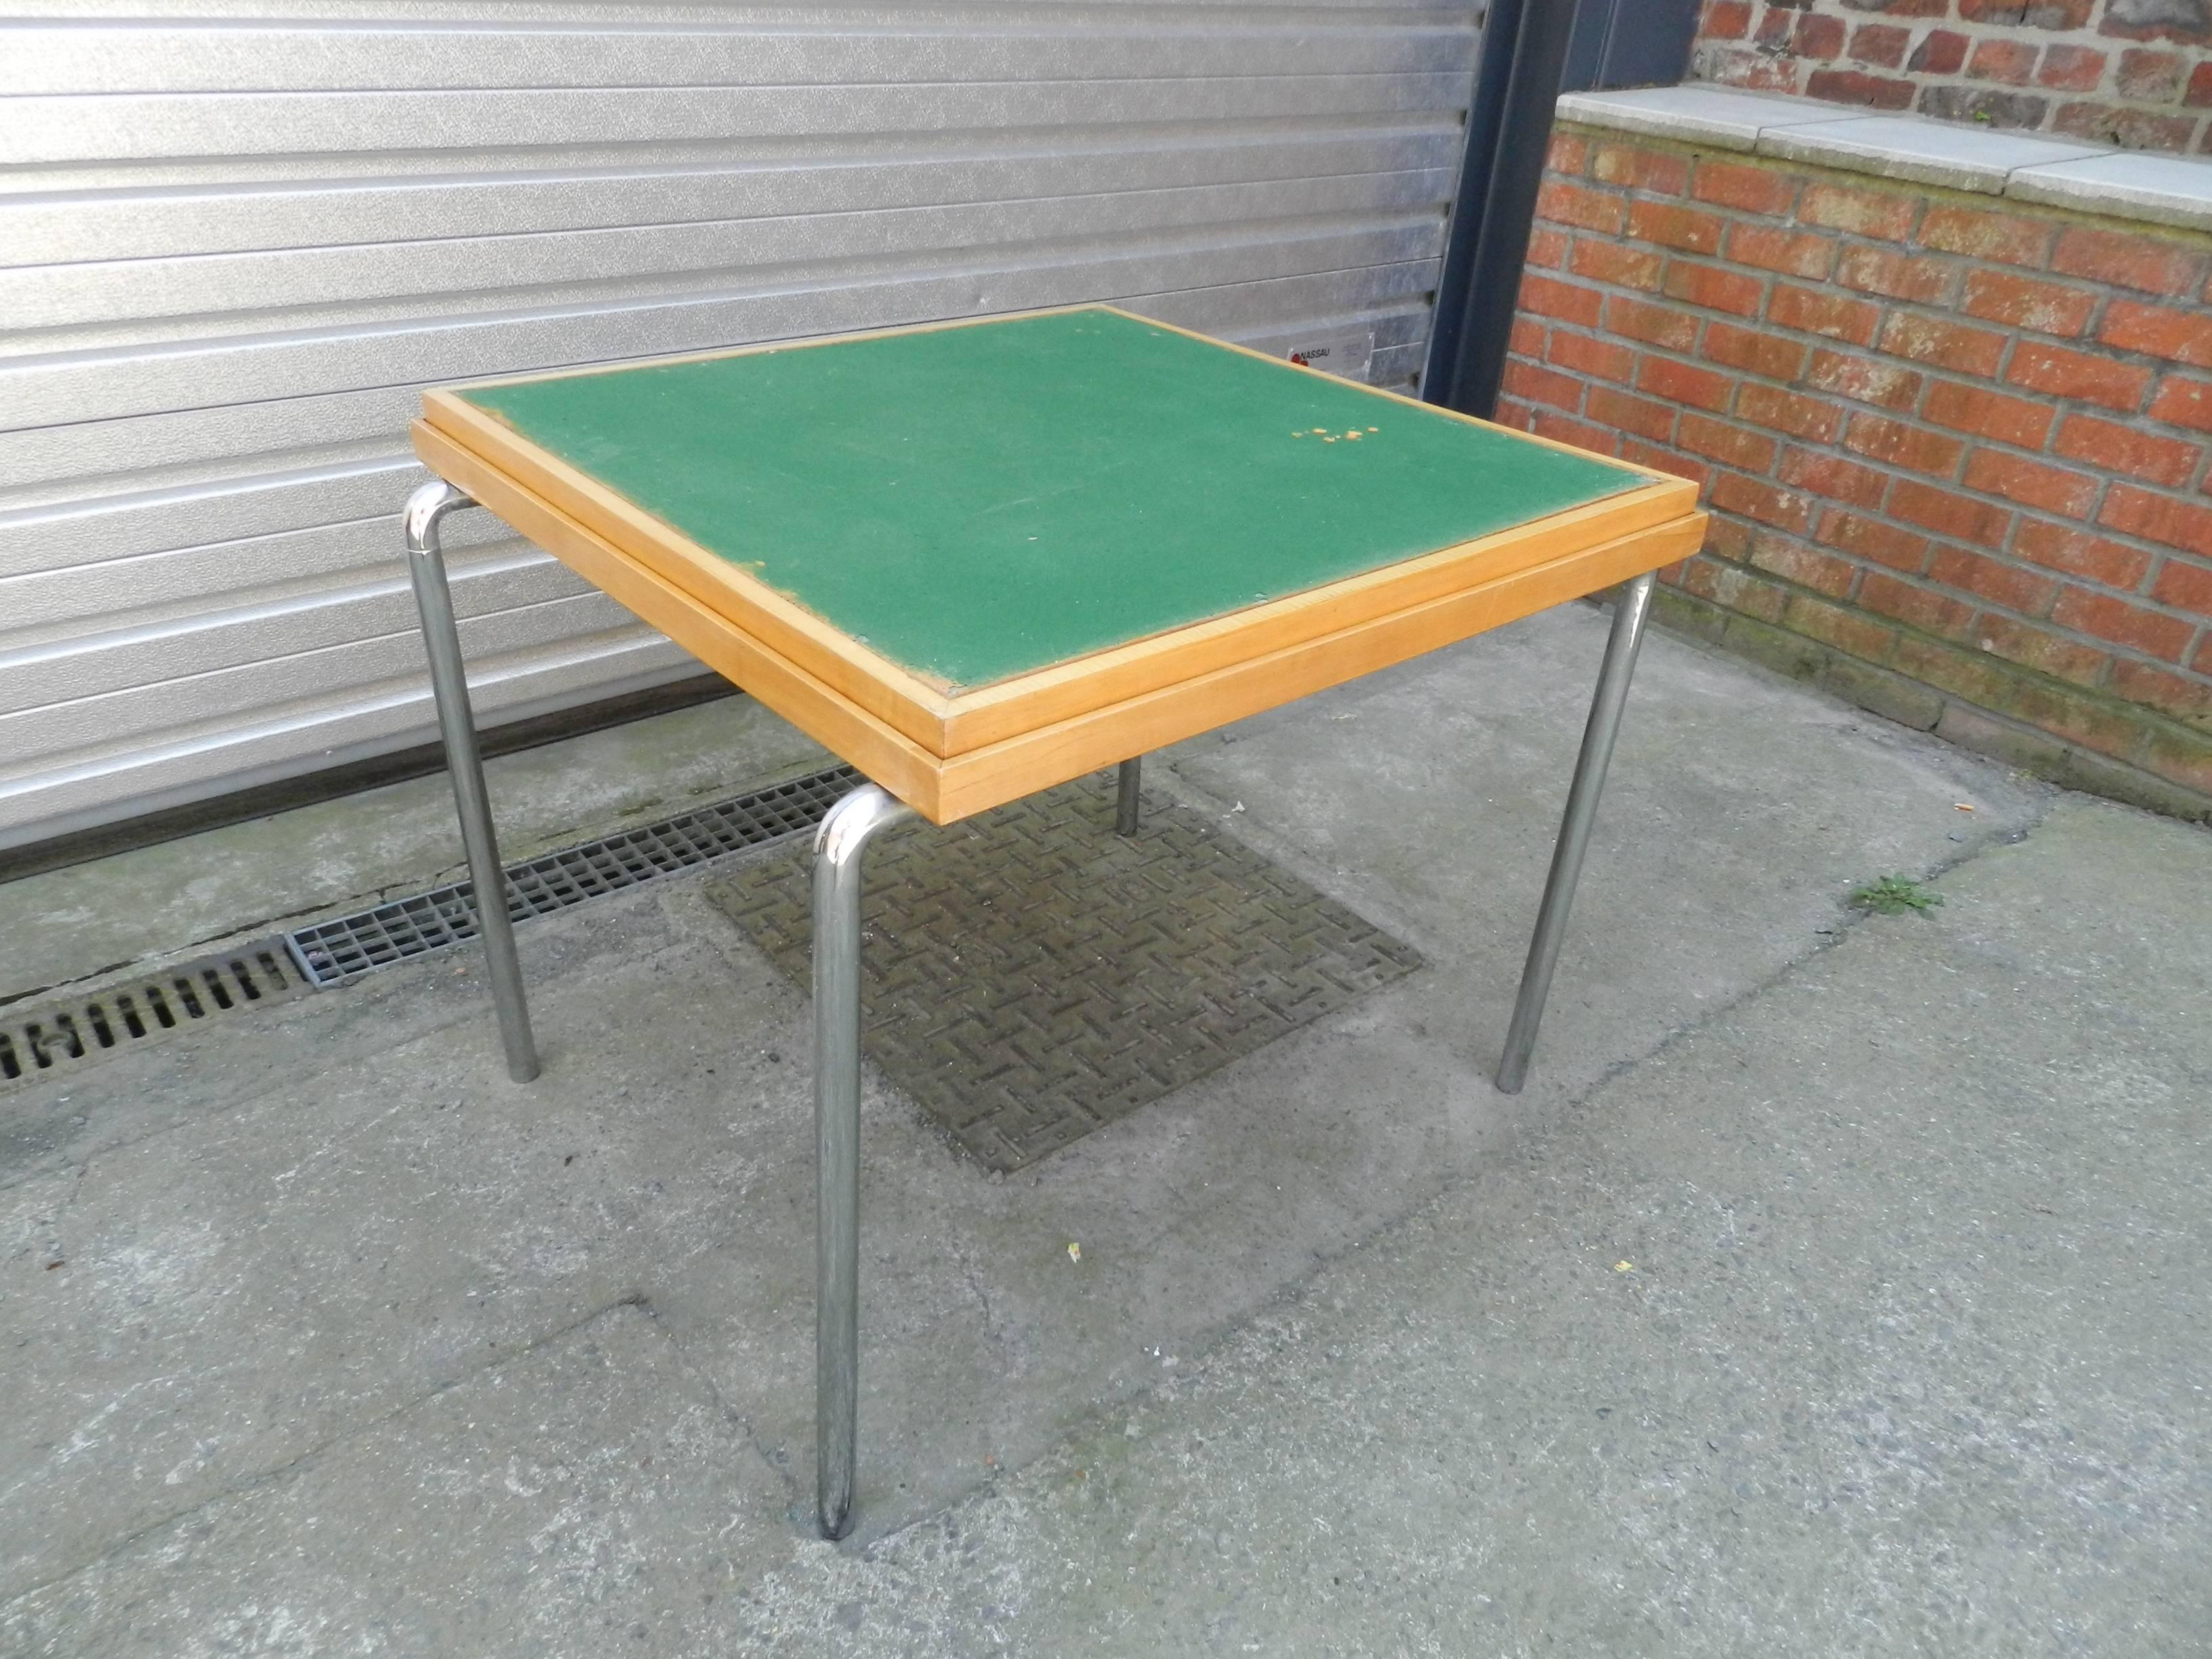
[459,309,1648,691]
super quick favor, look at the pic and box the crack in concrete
[1160,731,2059,1118]
[953,1241,1014,1364]
[0,1002,437,1200]
[0,1162,85,1270]
[0,867,481,1017]
[9,773,816,1018]
[0,1290,651,1613]
[0,891,693,1196]
[632,1297,802,1510]
[1565,793,2060,1112]
[1145,758,1451,966]
[815,794,2072,1560]
[1,734,2075,1596]
[43,1161,86,1233]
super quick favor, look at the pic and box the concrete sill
[1556,84,2212,235]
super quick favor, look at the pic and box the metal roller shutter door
[0,2,1483,853]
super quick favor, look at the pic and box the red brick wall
[1500,126,2212,813]
[1696,0,2212,156]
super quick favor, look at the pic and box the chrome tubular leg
[403,479,540,1084]
[1496,573,1656,1095]
[1115,755,1143,836]
[812,782,916,1540]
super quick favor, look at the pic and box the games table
[400,306,1704,1538]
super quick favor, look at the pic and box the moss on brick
[1657,582,2212,822]
[1544,117,2212,818]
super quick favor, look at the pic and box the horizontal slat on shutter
[0,1,1481,851]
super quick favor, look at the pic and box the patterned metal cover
[705,773,1422,1170]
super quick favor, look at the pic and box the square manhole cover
[704,774,1422,1171]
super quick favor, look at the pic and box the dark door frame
[1424,0,1702,418]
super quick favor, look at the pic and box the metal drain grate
[0,943,310,1088]
[283,763,861,985]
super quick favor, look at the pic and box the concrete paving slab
[7,602,2177,1657]
[0,1301,792,1658]
[7,872,1475,1600]
[5,613,2047,1551]
[717,797,2212,1657]
[1160,602,2049,1104]
[0,868,674,1192]
[0,901,787,1599]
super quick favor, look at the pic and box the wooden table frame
[410,308,1698,827]
[398,307,1705,1541]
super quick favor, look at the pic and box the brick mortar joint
[1688,3,2212,156]
[1677,548,2212,741]
[1530,413,2211,569]
[1553,118,2212,251]
[1652,585,2212,820]
[1705,522,2186,663]
[1523,304,2185,432]
[1518,182,2212,592]
[1534,265,2209,399]
[1509,327,2212,620]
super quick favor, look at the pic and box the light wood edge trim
[933,514,1708,823]
[935,478,1694,754]
[415,405,960,751]
[432,298,1673,488]
[410,425,947,820]
[1096,306,1685,488]
[430,303,1107,398]
[421,303,1692,758]
[424,382,1690,758]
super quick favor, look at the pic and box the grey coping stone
[1757,115,2106,195]
[1559,83,2212,236]
[1555,85,1845,152]
[2005,149,2212,233]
